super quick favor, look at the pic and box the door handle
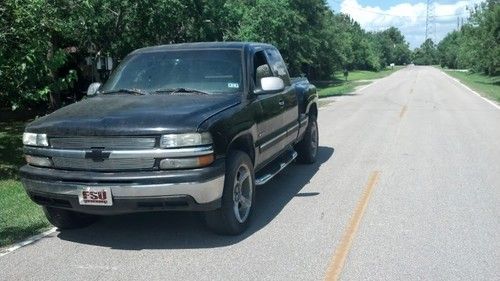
[278,100,285,107]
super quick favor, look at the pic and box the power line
[329,0,469,19]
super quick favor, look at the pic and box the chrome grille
[50,137,156,149]
[52,157,155,171]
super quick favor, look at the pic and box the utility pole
[425,0,435,41]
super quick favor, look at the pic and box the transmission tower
[425,0,436,42]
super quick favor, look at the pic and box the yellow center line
[324,171,381,281]
[399,105,407,118]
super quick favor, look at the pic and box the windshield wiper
[100,88,149,95]
[153,88,210,95]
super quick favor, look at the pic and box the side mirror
[259,77,284,93]
[87,82,101,96]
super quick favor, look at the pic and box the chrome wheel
[204,151,254,235]
[232,164,253,223]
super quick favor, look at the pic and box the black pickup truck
[21,42,318,235]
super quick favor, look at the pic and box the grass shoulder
[315,66,403,98]
[0,120,50,248]
[442,69,500,103]
[0,180,50,247]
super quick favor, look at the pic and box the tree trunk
[47,37,61,110]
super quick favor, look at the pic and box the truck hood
[26,94,240,136]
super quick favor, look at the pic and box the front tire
[204,150,255,235]
[295,117,319,164]
[43,206,98,229]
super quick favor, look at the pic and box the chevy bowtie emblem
[85,149,111,162]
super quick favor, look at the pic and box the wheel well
[227,134,255,165]
[309,103,318,120]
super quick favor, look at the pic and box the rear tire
[295,117,319,164]
[204,150,255,235]
[43,207,98,229]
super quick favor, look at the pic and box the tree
[437,31,461,69]
[436,0,498,75]
[413,39,438,65]
[393,43,411,65]
[237,0,304,75]
[372,27,411,67]
[458,0,499,75]
[0,0,79,110]
[0,0,416,110]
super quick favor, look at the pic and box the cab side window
[265,49,291,86]
[253,51,273,89]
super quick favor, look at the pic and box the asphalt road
[1,66,499,281]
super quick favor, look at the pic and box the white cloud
[334,0,484,49]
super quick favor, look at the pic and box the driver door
[251,50,287,167]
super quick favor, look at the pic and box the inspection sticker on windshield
[228,83,239,88]
[78,187,113,206]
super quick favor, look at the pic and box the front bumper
[20,159,225,215]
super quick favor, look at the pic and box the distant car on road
[20,42,319,235]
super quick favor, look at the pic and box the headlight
[159,154,214,169]
[160,132,212,148]
[23,132,49,147]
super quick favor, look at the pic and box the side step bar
[255,150,298,186]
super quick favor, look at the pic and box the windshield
[100,49,243,94]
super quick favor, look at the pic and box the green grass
[317,81,371,98]
[316,66,403,98]
[0,120,50,248]
[443,70,500,103]
[345,66,403,81]
[0,121,25,179]
[0,180,50,247]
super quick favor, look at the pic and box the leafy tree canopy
[0,0,413,110]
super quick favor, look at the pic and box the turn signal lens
[197,154,215,166]
[159,154,214,169]
[25,155,53,167]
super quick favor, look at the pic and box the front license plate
[78,187,113,206]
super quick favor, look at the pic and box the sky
[326,0,485,49]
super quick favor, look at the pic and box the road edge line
[0,227,57,258]
[440,70,500,110]
[324,171,381,281]
[318,77,381,110]
[356,67,403,93]
[318,67,404,109]
[355,79,378,93]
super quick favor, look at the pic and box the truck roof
[132,42,275,54]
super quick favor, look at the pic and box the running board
[255,150,298,186]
